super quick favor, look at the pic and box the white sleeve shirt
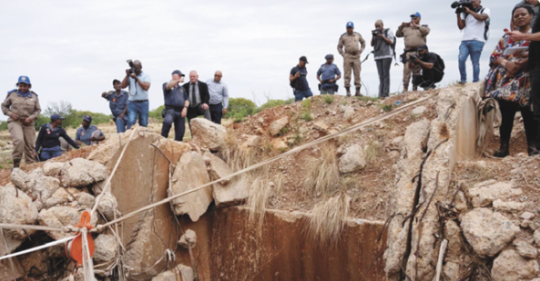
[461,8,491,43]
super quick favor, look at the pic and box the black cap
[83,115,92,123]
[112,79,121,85]
[417,44,428,51]
[299,56,309,63]
[50,114,65,122]
[171,70,185,77]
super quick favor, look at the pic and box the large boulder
[207,154,248,207]
[0,184,38,239]
[60,158,108,187]
[42,162,65,177]
[38,206,98,240]
[268,117,289,136]
[338,144,366,173]
[461,208,520,257]
[11,168,60,202]
[93,234,119,263]
[491,249,539,281]
[467,180,522,208]
[152,264,194,281]
[170,151,213,221]
[190,118,227,150]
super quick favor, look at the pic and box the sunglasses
[215,75,222,77]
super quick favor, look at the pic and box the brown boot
[345,87,351,97]
[355,87,362,97]
[403,84,409,93]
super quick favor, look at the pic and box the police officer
[396,12,431,92]
[75,116,105,146]
[1,76,41,168]
[337,21,366,97]
[35,114,79,161]
[102,79,130,133]
[317,54,342,95]
[162,70,189,141]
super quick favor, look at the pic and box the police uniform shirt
[35,123,79,152]
[76,125,104,145]
[103,91,129,118]
[317,63,341,88]
[162,82,188,108]
[291,66,310,91]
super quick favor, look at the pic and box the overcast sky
[0,0,516,121]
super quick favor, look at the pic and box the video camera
[451,0,473,13]
[126,60,136,74]
[408,54,419,62]
[372,29,382,36]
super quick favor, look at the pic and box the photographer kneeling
[409,45,445,90]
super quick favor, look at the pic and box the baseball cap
[171,70,185,77]
[83,115,92,123]
[17,76,31,85]
[418,44,428,51]
[410,12,421,18]
[325,54,334,60]
[299,56,309,63]
[50,114,65,122]
[346,21,354,28]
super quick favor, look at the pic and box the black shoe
[494,144,509,158]
[345,87,351,97]
[355,87,362,97]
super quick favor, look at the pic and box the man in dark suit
[183,70,211,123]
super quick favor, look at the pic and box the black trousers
[209,103,223,125]
[413,68,443,89]
[530,67,540,149]
[497,99,537,148]
[376,58,392,97]
[161,109,185,142]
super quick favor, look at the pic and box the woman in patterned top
[484,5,538,157]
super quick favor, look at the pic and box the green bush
[226,98,257,121]
[149,105,165,120]
[0,121,7,131]
[324,95,335,104]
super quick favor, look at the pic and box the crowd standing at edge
[2,0,540,167]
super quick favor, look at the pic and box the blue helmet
[346,21,354,28]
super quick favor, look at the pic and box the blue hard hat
[410,12,421,18]
[50,114,65,122]
[346,21,354,28]
[17,76,31,85]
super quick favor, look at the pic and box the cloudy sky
[0,0,516,120]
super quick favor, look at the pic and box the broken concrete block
[411,106,427,117]
[461,208,519,257]
[513,240,538,259]
[38,206,98,240]
[10,168,60,202]
[338,144,366,173]
[492,249,539,281]
[493,199,526,212]
[152,264,194,281]
[206,154,249,207]
[190,118,227,150]
[268,116,289,136]
[467,180,522,208]
[60,158,108,187]
[94,234,119,263]
[170,151,213,222]
[45,187,95,209]
[0,184,38,240]
[45,188,76,208]
[96,191,120,221]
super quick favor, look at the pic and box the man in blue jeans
[121,60,151,127]
[102,79,130,133]
[456,0,490,83]
[290,56,313,102]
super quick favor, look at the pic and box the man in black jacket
[183,70,211,123]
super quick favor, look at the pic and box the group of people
[2,0,540,169]
[289,11,446,101]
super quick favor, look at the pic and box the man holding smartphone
[162,70,189,141]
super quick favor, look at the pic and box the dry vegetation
[303,144,340,198]
[307,192,350,246]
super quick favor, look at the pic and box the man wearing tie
[183,70,211,125]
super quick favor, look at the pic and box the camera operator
[290,56,313,102]
[396,12,430,92]
[371,19,395,98]
[456,0,490,84]
[409,45,444,90]
[316,54,341,95]
[512,0,538,30]
[121,60,151,127]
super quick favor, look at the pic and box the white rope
[81,228,95,281]
[0,228,15,281]
[0,223,65,232]
[0,236,75,261]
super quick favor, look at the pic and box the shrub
[226,98,257,120]
[324,95,335,104]
[149,105,165,120]
[380,104,394,112]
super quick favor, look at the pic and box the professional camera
[372,29,382,36]
[126,60,136,74]
[451,0,473,13]
[408,54,419,62]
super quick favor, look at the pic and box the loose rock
[268,117,289,136]
[38,206,98,240]
[152,264,194,281]
[0,184,38,240]
[190,118,227,150]
[513,240,538,259]
[60,158,108,187]
[411,106,427,117]
[338,144,366,173]
[93,234,119,263]
[491,249,539,281]
[467,180,522,208]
